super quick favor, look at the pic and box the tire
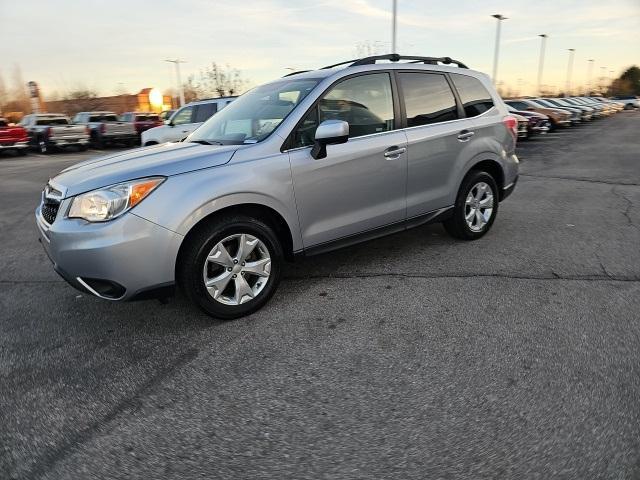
[16,149,27,156]
[443,170,499,240]
[78,144,88,152]
[177,214,283,319]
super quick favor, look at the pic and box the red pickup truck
[0,118,29,155]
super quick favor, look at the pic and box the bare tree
[199,62,248,97]
[0,71,8,114]
[182,75,205,103]
[62,89,105,115]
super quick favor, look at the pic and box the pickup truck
[20,114,90,153]
[0,118,29,155]
[119,112,163,136]
[72,111,138,148]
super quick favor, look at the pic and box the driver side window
[291,72,394,148]
[172,106,194,125]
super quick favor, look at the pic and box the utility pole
[586,59,594,94]
[391,0,398,53]
[537,34,547,95]
[565,48,575,95]
[600,66,606,93]
[165,59,186,107]
[491,14,507,84]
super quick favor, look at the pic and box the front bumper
[36,204,183,301]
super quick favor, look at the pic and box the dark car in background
[506,107,550,138]
[120,112,163,137]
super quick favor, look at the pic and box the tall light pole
[165,59,186,107]
[586,59,594,94]
[391,0,398,53]
[491,14,507,84]
[565,48,575,95]
[537,34,547,95]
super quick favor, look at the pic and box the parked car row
[504,96,625,138]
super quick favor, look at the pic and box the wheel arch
[176,200,298,275]
[462,157,506,200]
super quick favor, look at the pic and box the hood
[52,142,238,198]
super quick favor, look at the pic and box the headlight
[68,177,165,222]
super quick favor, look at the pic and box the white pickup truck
[20,114,90,153]
[141,97,236,145]
[72,111,138,148]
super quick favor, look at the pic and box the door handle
[457,130,475,142]
[383,146,406,159]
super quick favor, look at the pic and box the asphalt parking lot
[2,112,640,479]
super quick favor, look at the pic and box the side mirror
[164,120,173,126]
[527,107,534,111]
[310,120,349,160]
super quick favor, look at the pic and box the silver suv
[36,54,519,319]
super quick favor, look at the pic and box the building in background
[43,88,172,117]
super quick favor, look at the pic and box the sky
[1,0,639,98]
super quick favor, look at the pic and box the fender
[176,191,303,252]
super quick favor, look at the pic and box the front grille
[41,200,60,225]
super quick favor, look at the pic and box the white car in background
[141,97,236,145]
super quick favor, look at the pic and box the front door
[288,72,407,248]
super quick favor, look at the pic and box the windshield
[188,78,320,145]
[37,118,68,125]
[533,99,554,108]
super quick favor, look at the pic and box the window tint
[451,74,494,117]
[398,73,458,126]
[0,119,7,127]
[506,101,529,111]
[290,73,394,148]
[320,73,394,138]
[172,106,194,125]
[292,106,320,148]
[194,103,217,123]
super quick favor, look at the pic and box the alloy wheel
[202,233,271,305]
[465,182,494,232]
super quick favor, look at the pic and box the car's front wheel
[177,215,283,319]
[443,170,499,240]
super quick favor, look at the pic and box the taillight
[100,123,106,134]
[502,115,518,141]
[85,126,90,135]
[45,127,52,138]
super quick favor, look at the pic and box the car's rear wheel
[444,170,499,240]
[177,215,283,319]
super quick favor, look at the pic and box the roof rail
[322,54,468,70]
[283,70,311,77]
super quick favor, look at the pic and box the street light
[165,59,186,107]
[537,34,547,95]
[565,48,575,95]
[391,0,398,53]
[491,14,507,85]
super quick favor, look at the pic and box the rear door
[398,71,469,217]
[288,72,407,248]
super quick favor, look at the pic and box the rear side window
[193,103,218,123]
[398,73,458,126]
[451,74,494,117]
[506,101,530,111]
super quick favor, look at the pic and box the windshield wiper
[189,139,223,146]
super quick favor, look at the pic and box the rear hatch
[91,114,136,136]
